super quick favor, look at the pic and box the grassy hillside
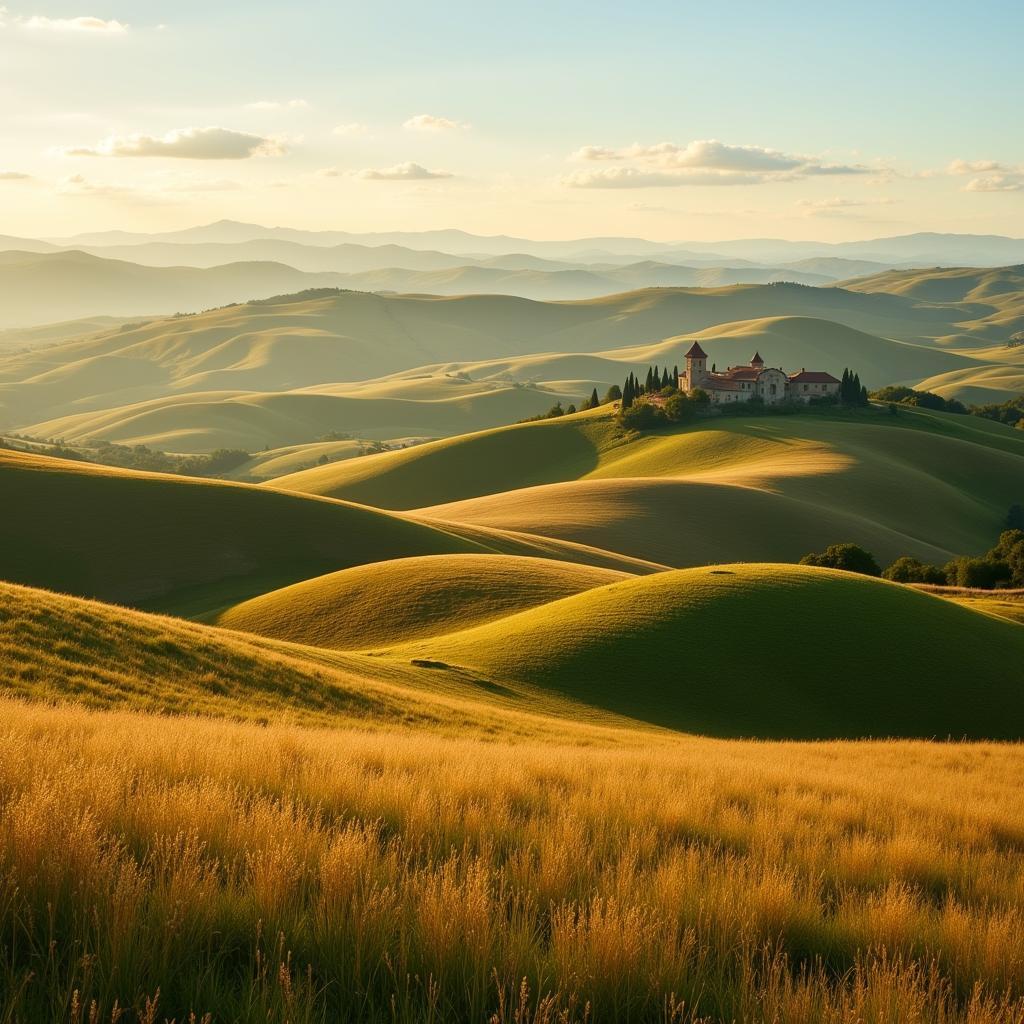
[19,381,579,452]
[396,564,1024,739]
[0,580,411,724]
[0,448,654,616]
[0,284,1004,432]
[840,265,1024,346]
[215,554,630,648]
[277,405,1024,565]
[915,357,1024,404]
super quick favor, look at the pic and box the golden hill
[0,285,1005,436]
[214,554,631,649]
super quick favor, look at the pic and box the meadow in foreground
[3,699,1024,1024]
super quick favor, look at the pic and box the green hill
[0,449,652,616]
[275,405,1024,565]
[215,554,630,649]
[394,563,1024,739]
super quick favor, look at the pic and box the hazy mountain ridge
[42,220,1024,265]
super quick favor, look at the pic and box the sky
[1,0,1023,241]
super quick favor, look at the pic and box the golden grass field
[3,698,1024,1023]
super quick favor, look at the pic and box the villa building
[677,342,840,405]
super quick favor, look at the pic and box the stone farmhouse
[677,343,840,405]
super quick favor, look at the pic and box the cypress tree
[646,366,654,392]
[590,386,599,409]
[841,368,851,403]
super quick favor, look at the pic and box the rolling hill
[18,382,581,452]
[276,404,1024,566]
[839,264,1024,347]
[214,554,630,649]
[0,281,993,441]
[0,448,655,615]
[393,563,1024,739]
[5,561,1023,740]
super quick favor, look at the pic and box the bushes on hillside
[882,557,948,585]
[972,396,1024,429]
[871,386,968,415]
[799,543,881,576]
[880,524,1024,591]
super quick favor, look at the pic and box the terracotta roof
[702,375,742,391]
[788,370,840,384]
[750,351,764,365]
[684,341,708,359]
[719,366,762,380]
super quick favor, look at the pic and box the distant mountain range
[40,220,1024,266]
[1,223,1024,328]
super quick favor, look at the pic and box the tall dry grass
[1,698,1024,1022]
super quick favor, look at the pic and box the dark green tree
[799,543,881,577]
[882,556,946,584]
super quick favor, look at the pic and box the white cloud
[57,173,134,197]
[963,175,1023,193]
[333,122,369,136]
[63,126,285,159]
[947,159,1024,193]
[246,99,308,111]
[563,167,769,189]
[565,139,871,188]
[357,161,453,181]
[21,14,127,32]
[0,170,32,181]
[403,113,469,132]
[948,159,1008,175]
[796,196,897,217]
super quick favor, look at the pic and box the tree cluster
[871,385,969,415]
[2,436,251,478]
[971,396,1024,430]
[799,543,882,576]
[839,369,870,406]
[620,364,679,409]
[804,512,1024,590]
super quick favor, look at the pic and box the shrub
[663,393,695,423]
[944,557,1012,590]
[604,384,622,403]
[800,543,881,577]
[617,402,666,431]
[882,556,947,585]
[871,386,966,415]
